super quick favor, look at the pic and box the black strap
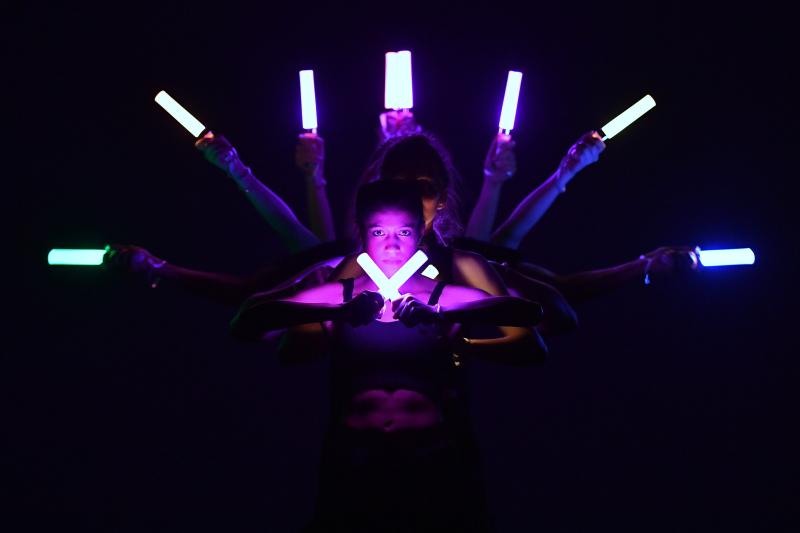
[428,281,447,305]
[341,278,355,302]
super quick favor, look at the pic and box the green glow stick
[48,247,108,266]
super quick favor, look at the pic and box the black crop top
[329,278,454,415]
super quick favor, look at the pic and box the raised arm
[465,134,516,241]
[195,132,319,252]
[296,133,336,242]
[491,131,605,249]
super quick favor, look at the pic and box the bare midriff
[344,388,441,431]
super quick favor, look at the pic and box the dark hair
[356,133,463,244]
[355,180,425,232]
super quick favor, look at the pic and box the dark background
[5,2,797,531]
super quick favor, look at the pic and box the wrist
[304,168,327,188]
[549,170,571,193]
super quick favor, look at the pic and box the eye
[371,229,385,237]
[398,229,412,237]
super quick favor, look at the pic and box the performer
[231,180,546,531]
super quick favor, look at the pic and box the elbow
[490,226,522,250]
[504,328,548,366]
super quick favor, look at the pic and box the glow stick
[154,90,206,137]
[600,94,655,141]
[356,250,429,300]
[357,253,399,300]
[695,247,755,267]
[386,250,428,293]
[299,70,318,133]
[385,51,413,110]
[498,71,523,134]
[48,248,107,266]
[421,264,439,279]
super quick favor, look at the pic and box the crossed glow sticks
[356,250,429,300]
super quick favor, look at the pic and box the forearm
[231,299,342,341]
[440,296,542,327]
[304,170,336,242]
[153,263,253,306]
[556,257,649,301]
[228,165,320,253]
[465,179,504,241]
[458,327,547,366]
[491,169,572,249]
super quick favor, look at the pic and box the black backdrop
[5,3,797,531]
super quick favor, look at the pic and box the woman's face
[363,208,423,277]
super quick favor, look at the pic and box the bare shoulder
[327,252,362,281]
[452,249,508,296]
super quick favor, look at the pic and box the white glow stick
[299,70,318,133]
[498,71,523,134]
[421,264,439,279]
[357,253,400,300]
[385,250,428,293]
[385,51,413,110]
[600,94,656,141]
[356,250,429,300]
[154,90,206,137]
[695,247,755,267]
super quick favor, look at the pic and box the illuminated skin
[231,204,545,431]
[194,131,330,251]
[466,131,606,247]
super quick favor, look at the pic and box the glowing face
[363,208,423,277]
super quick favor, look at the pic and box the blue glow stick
[695,247,755,267]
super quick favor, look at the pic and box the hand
[379,110,421,141]
[195,131,248,176]
[341,290,385,326]
[483,133,517,183]
[295,133,325,179]
[641,246,700,279]
[391,294,439,327]
[104,244,165,273]
[557,131,605,177]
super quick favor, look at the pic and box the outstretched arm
[492,131,605,249]
[104,244,336,307]
[230,284,383,341]
[513,246,699,303]
[195,132,319,252]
